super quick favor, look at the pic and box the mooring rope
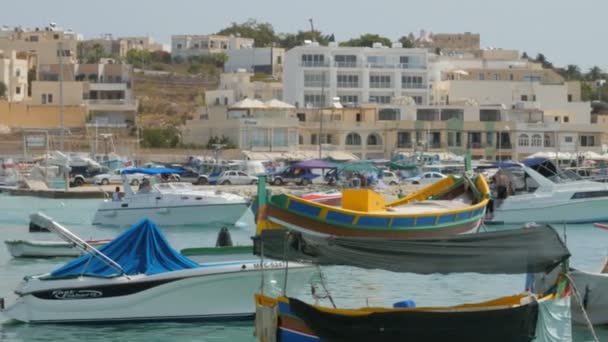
[563,273,599,342]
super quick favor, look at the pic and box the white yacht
[92,168,249,227]
[487,158,608,224]
[1,213,313,323]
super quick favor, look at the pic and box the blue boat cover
[49,219,199,278]
[121,167,184,175]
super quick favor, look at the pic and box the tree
[0,81,6,99]
[563,64,582,81]
[581,82,596,101]
[276,30,333,49]
[217,19,277,47]
[534,53,553,69]
[141,127,180,148]
[206,135,236,149]
[126,49,152,68]
[77,42,106,64]
[150,50,171,64]
[340,34,392,48]
[586,66,603,81]
[398,36,414,48]
[521,52,529,59]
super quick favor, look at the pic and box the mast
[58,41,65,151]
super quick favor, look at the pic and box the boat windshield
[154,182,193,192]
[528,160,583,183]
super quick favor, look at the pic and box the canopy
[121,167,184,175]
[338,161,379,174]
[253,224,570,275]
[294,159,337,169]
[49,219,199,278]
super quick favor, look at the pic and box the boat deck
[385,200,471,214]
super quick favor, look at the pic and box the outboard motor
[215,227,233,247]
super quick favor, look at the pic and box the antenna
[308,18,316,42]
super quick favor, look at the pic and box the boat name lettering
[51,289,103,299]
[243,120,258,125]
[253,262,285,269]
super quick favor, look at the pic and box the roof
[230,98,266,109]
[264,99,295,109]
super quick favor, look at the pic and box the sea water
[0,193,606,341]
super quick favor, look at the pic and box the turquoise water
[0,193,607,341]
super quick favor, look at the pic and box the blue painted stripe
[278,301,293,315]
[357,216,390,227]
[472,208,483,217]
[288,201,321,217]
[391,217,415,228]
[456,211,472,221]
[437,214,455,224]
[279,328,321,341]
[326,210,355,224]
[416,216,436,226]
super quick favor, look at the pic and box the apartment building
[224,47,284,78]
[206,70,282,107]
[82,35,164,58]
[283,42,430,108]
[36,61,137,127]
[0,50,28,101]
[171,35,254,59]
[0,24,78,65]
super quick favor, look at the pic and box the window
[47,94,53,103]
[571,191,608,199]
[304,94,325,107]
[521,95,528,101]
[41,94,47,104]
[494,74,500,80]
[177,43,182,49]
[273,128,288,147]
[486,132,494,146]
[402,76,424,88]
[399,56,409,65]
[447,131,461,147]
[416,109,437,121]
[339,95,358,105]
[277,56,282,65]
[564,136,573,143]
[554,117,559,122]
[193,43,199,48]
[568,94,573,102]
[345,133,361,145]
[580,135,595,147]
[531,134,542,147]
[15,87,21,95]
[304,73,327,87]
[370,75,391,88]
[367,133,382,146]
[564,116,569,123]
[397,132,412,148]
[412,96,423,105]
[301,54,326,67]
[480,109,501,121]
[544,134,552,147]
[369,95,391,104]
[523,75,542,82]
[311,134,317,145]
[334,55,357,67]
[29,35,39,42]
[298,135,303,145]
[509,74,514,81]
[53,34,59,40]
[518,134,529,146]
[297,113,306,122]
[15,69,21,77]
[337,74,359,88]
[355,113,361,122]
[440,109,463,121]
[378,108,399,120]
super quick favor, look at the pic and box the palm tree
[587,66,603,81]
[564,64,582,80]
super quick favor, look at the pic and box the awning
[294,159,338,169]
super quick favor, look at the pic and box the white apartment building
[283,42,430,108]
[0,50,28,101]
[171,35,254,59]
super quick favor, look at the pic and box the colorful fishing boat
[256,172,489,239]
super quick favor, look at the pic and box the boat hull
[3,261,313,323]
[568,270,608,325]
[92,202,249,227]
[490,196,608,224]
[5,240,109,258]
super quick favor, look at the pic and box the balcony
[401,83,426,89]
[87,99,138,112]
[304,82,329,88]
[366,63,427,69]
[301,61,329,67]
[369,82,392,89]
[335,62,358,68]
[337,82,360,88]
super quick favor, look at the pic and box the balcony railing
[304,82,329,88]
[335,62,358,68]
[369,82,392,89]
[401,83,426,89]
[366,63,426,69]
[337,82,360,88]
[301,61,329,67]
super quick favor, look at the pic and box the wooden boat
[255,293,549,342]
[300,190,341,206]
[5,239,110,258]
[256,173,489,238]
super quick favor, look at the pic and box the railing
[304,82,329,88]
[369,82,392,89]
[335,62,358,68]
[367,63,426,69]
[401,83,426,89]
[301,61,329,67]
[337,82,360,88]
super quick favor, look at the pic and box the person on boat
[486,177,496,219]
[112,186,121,201]
[138,178,152,193]
[397,189,405,199]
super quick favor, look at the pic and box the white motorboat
[1,213,314,323]
[5,239,110,258]
[92,167,249,227]
[487,158,608,224]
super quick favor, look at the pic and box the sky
[2,0,606,70]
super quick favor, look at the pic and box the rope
[259,240,265,295]
[311,265,336,308]
[563,273,599,342]
[282,232,290,296]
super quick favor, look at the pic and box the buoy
[393,300,416,308]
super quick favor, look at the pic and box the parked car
[164,164,208,185]
[405,172,448,185]
[380,170,400,185]
[92,168,145,186]
[211,170,258,185]
[69,166,109,187]
[270,166,319,186]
